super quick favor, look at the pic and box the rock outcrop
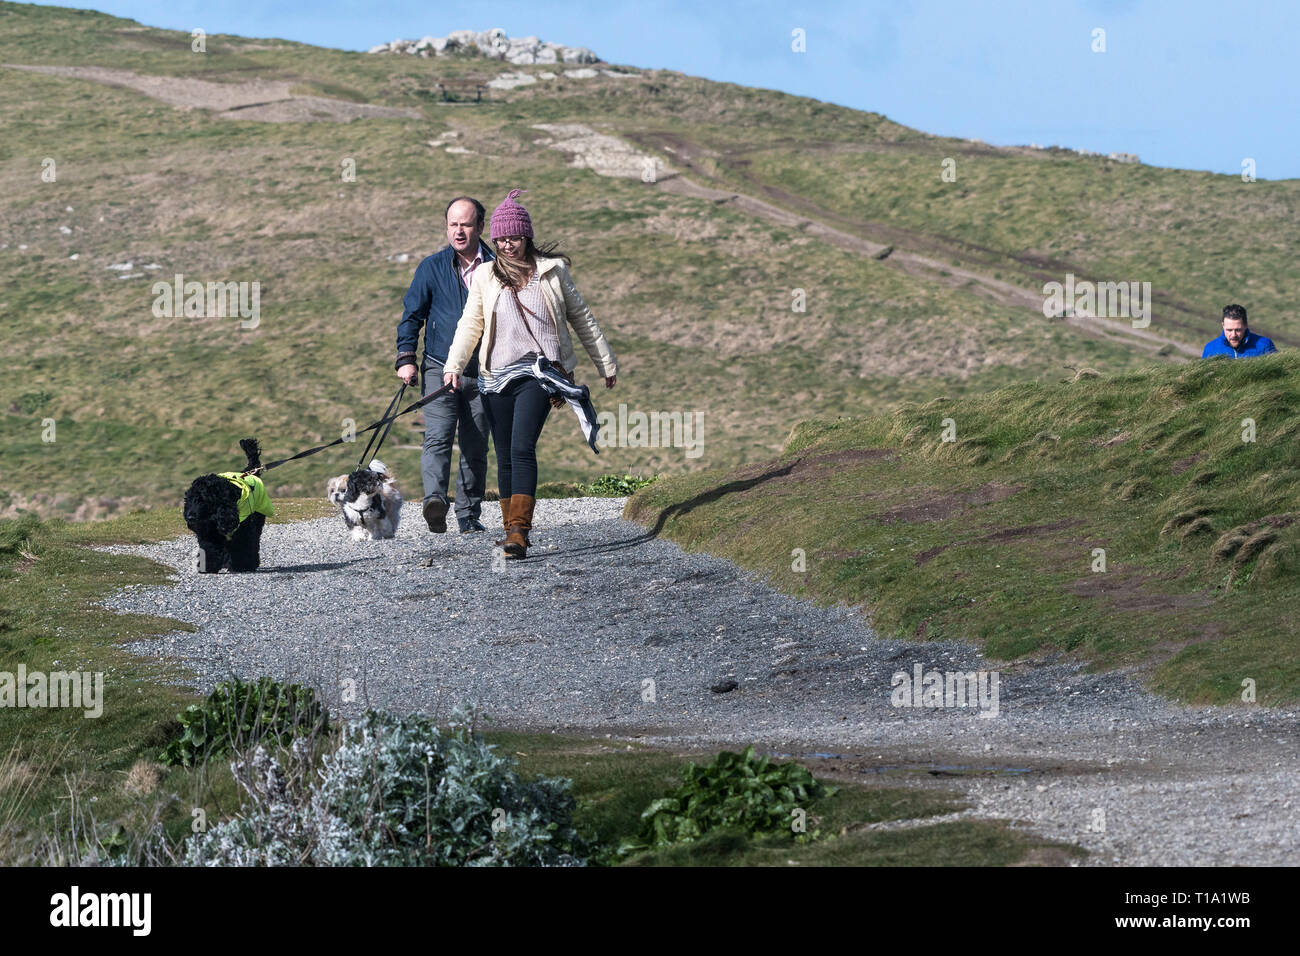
[368,28,600,65]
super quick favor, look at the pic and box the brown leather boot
[493,497,511,546]
[503,494,535,558]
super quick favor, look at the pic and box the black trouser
[482,376,551,499]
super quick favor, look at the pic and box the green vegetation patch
[485,732,1080,867]
[626,745,837,851]
[582,473,659,497]
[160,676,328,768]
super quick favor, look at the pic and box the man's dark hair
[1222,304,1248,325]
[445,196,486,228]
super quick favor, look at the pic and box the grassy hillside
[1,1,1295,521]
[662,139,1300,347]
[626,353,1300,705]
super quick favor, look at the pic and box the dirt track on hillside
[3,64,420,122]
[632,130,1207,359]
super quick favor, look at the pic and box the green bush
[182,710,588,866]
[625,746,836,852]
[310,711,586,866]
[160,676,328,768]
[582,474,659,497]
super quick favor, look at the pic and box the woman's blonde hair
[492,237,571,290]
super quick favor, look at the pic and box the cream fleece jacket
[444,256,618,379]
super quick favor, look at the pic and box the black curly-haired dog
[183,438,273,573]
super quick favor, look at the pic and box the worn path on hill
[99,498,1299,866]
[627,131,1206,359]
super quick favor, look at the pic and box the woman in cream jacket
[443,189,618,559]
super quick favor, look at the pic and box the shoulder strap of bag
[508,272,566,375]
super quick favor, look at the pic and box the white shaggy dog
[329,459,402,541]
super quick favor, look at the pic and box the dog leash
[255,381,453,474]
[355,382,405,470]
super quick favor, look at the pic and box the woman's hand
[443,371,461,391]
[605,375,616,389]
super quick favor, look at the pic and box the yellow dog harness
[218,472,275,524]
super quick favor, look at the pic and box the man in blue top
[396,197,494,533]
[1202,304,1278,359]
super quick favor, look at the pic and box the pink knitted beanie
[489,188,533,240]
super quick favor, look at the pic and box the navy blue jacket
[395,242,495,378]
[1201,330,1277,359]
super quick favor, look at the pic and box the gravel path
[97,498,1300,865]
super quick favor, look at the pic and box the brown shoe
[503,494,535,559]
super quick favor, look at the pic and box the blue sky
[39,0,1300,178]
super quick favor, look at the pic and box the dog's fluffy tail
[240,438,263,471]
[369,459,389,476]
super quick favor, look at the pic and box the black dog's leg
[196,540,228,573]
[227,513,266,572]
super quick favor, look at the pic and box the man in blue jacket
[396,197,493,533]
[1202,304,1278,359]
